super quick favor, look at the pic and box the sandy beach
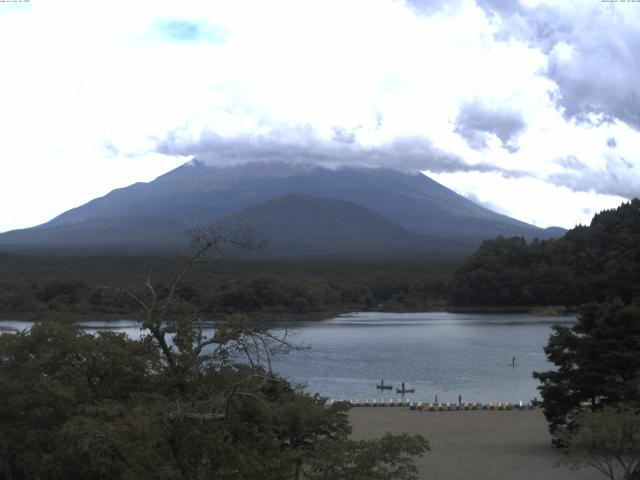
[349,408,602,480]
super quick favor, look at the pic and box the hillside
[0,161,563,257]
[449,199,640,307]
[222,193,422,256]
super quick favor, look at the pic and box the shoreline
[0,305,578,324]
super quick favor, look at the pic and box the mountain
[221,193,421,256]
[0,161,564,257]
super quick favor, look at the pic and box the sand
[349,408,602,480]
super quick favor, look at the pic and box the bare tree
[104,224,289,373]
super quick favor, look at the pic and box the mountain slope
[449,199,640,306]
[0,161,564,256]
[0,217,188,250]
[222,193,419,255]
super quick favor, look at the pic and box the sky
[1,0,639,233]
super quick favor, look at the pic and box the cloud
[403,0,460,14]
[556,155,588,171]
[430,170,627,228]
[155,128,527,177]
[483,1,640,130]
[331,126,357,144]
[462,191,509,215]
[154,19,228,43]
[103,141,120,157]
[547,155,640,199]
[1,0,638,233]
[547,25,640,130]
[475,0,523,16]
[156,19,204,41]
[454,102,526,151]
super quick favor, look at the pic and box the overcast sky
[1,0,639,232]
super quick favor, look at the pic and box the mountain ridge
[0,161,565,257]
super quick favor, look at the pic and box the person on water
[512,356,516,367]
[401,381,405,391]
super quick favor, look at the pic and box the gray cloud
[454,102,526,151]
[556,155,588,171]
[156,127,526,177]
[332,126,357,144]
[547,24,640,130]
[407,0,520,18]
[403,0,463,15]
[478,2,640,130]
[156,126,637,201]
[475,0,523,17]
[548,155,640,199]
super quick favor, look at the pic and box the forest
[1,200,639,319]
[0,253,454,320]
[449,200,640,308]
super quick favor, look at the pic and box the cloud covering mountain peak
[0,0,637,232]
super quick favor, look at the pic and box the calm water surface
[269,312,575,404]
[0,312,575,404]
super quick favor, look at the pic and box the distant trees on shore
[0,254,453,319]
[450,199,640,308]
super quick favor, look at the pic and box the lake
[0,312,574,404]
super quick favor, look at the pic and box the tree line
[449,199,640,308]
[0,255,453,319]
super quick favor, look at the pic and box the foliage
[450,199,640,307]
[304,433,429,480]
[561,407,640,480]
[533,300,640,434]
[0,253,454,318]
[0,227,428,480]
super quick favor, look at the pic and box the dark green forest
[3,199,639,319]
[449,199,640,308]
[0,254,454,320]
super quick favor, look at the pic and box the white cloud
[0,0,638,232]
[428,171,626,228]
